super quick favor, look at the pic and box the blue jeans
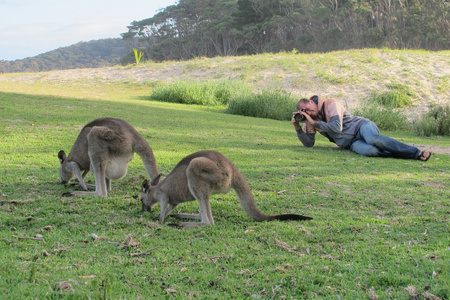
[350,121,420,159]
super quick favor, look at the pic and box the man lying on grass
[292,95,432,161]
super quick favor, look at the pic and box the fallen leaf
[42,225,52,232]
[424,253,438,260]
[54,281,74,292]
[369,286,378,300]
[404,285,417,296]
[321,254,340,260]
[422,292,442,300]
[123,176,139,184]
[236,269,254,275]
[122,234,139,247]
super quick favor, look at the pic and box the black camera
[294,108,307,122]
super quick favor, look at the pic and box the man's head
[296,97,320,119]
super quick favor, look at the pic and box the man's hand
[291,112,301,131]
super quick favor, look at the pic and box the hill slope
[0,38,128,73]
[0,49,448,118]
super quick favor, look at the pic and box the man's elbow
[301,142,315,148]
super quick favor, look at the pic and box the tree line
[0,39,127,73]
[121,0,449,62]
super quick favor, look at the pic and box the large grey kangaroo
[140,150,312,228]
[58,117,159,197]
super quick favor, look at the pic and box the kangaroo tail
[271,214,313,221]
[232,169,313,222]
[232,170,270,221]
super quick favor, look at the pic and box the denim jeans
[350,121,420,159]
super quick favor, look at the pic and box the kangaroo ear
[58,150,66,164]
[141,180,151,193]
[151,174,161,186]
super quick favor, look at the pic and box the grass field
[0,51,449,299]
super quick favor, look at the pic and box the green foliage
[353,104,411,131]
[123,0,449,62]
[371,91,411,108]
[150,79,252,106]
[133,48,143,65]
[413,104,450,136]
[226,89,298,121]
[92,274,115,299]
[370,83,416,108]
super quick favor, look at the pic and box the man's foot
[417,150,432,161]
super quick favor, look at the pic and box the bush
[353,105,411,131]
[371,91,412,108]
[370,83,416,108]
[150,79,252,106]
[226,89,298,121]
[413,104,450,136]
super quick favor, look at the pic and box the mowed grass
[0,78,449,299]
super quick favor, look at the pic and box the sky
[0,0,179,61]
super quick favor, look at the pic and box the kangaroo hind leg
[170,186,214,229]
[171,159,217,228]
[68,127,112,197]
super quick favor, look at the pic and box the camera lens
[294,113,305,122]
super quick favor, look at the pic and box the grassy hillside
[0,49,449,299]
[1,49,448,119]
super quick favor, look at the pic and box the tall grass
[149,79,449,137]
[226,89,298,121]
[150,79,252,106]
[413,104,450,136]
[353,105,411,131]
[370,83,416,108]
[354,87,413,131]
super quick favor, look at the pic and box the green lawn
[0,80,448,299]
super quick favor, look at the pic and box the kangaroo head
[58,150,74,184]
[140,175,161,212]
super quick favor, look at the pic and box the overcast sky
[0,0,178,61]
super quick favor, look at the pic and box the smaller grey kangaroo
[58,117,159,197]
[140,150,312,228]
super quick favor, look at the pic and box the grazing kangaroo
[140,150,312,228]
[58,117,159,197]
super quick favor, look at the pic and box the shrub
[353,104,411,131]
[150,79,252,106]
[370,83,416,108]
[226,89,298,121]
[413,104,450,136]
